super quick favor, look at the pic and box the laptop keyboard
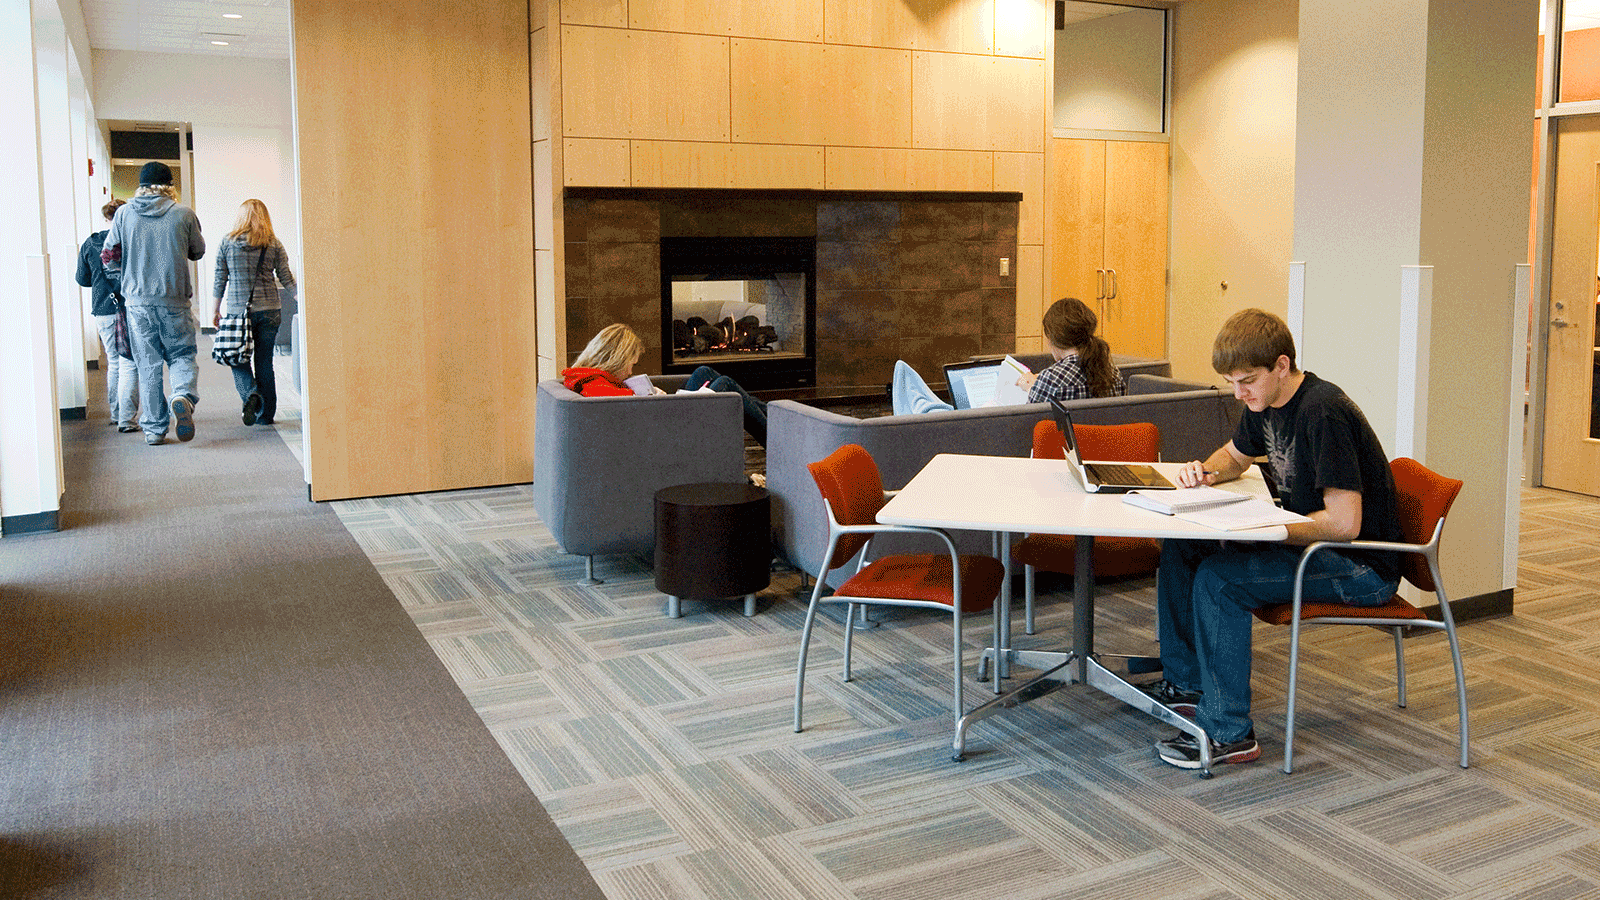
[1088,463,1143,485]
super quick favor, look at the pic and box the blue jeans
[1156,539,1396,742]
[126,304,199,439]
[687,366,767,447]
[93,313,139,428]
[230,309,282,423]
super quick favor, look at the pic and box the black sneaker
[243,392,263,426]
[1156,730,1260,769]
[1139,679,1200,717]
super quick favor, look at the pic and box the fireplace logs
[672,315,779,355]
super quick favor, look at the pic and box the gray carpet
[0,351,605,899]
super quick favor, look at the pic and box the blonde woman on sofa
[561,323,769,446]
[1016,297,1126,402]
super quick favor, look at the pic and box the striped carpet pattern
[331,482,1600,900]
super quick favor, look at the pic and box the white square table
[876,453,1287,775]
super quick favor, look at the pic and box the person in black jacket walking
[76,198,138,431]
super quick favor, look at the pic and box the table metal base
[957,532,1216,776]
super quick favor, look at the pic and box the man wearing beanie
[102,161,206,445]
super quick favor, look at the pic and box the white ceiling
[78,0,290,59]
[69,0,1600,63]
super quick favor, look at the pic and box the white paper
[969,356,1031,407]
[623,374,655,396]
[1123,486,1249,516]
[1175,499,1311,531]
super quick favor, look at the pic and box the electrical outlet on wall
[1000,257,1010,276]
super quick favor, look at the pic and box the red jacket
[561,367,633,397]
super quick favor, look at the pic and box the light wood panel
[561,26,731,141]
[908,149,993,191]
[1015,243,1045,341]
[730,40,912,148]
[1103,140,1168,359]
[994,0,1049,59]
[560,0,624,27]
[632,0,824,41]
[295,0,534,501]
[564,138,630,186]
[994,150,1044,244]
[912,53,1045,152]
[1048,138,1105,305]
[631,140,729,187]
[823,0,993,54]
[731,143,825,189]
[824,147,914,190]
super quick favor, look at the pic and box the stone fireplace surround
[564,189,1020,394]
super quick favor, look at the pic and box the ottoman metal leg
[744,594,756,617]
[667,595,682,618]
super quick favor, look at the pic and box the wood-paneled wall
[296,0,535,500]
[540,0,1053,368]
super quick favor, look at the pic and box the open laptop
[1049,399,1177,493]
[942,359,1017,410]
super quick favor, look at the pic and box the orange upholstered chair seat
[1011,533,1163,580]
[836,554,1004,612]
[1251,594,1429,626]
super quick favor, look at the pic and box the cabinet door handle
[1107,268,1118,300]
[1096,268,1106,299]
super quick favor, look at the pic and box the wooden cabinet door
[1103,140,1168,360]
[1048,138,1106,312]
[1048,137,1168,360]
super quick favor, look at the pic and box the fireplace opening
[660,236,816,390]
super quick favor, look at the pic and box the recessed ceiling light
[211,40,230,45]
[222,13,242,18]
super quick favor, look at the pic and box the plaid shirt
[1027,353,1126,403]
[212,236,297,315]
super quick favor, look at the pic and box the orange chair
[794,444,1006,739]
[1252,457,1468,773]
[1013,420,1163,634]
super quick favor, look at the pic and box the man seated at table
[1144,308,1403,769]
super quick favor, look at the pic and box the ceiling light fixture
[211,40,230,45]
[222,13,242,18]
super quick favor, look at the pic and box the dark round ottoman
[654,482,771,617]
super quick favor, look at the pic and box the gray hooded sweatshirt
[101,193,206,308]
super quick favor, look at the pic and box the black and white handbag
[212,248,266,367]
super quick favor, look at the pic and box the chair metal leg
[794,579,828,732]
[580,555,603,585]
[667,595,682,618]
[1445,623,1471,768]
[1283,616,1303,774]
[1393,626,1407,708]
[743,593,756,617]
[1024,564,1037,635]
[842,602,857,682]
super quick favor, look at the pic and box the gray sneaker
[1156,729,1260,769]
[171,396,195,442]
[145,432,165,446]
[1139,679,1200,717]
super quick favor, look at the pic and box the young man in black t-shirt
[1145,309,1403,769]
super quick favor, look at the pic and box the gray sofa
[767,374,1244,583]
[532,375,746,582]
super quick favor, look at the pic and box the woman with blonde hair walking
[211,199,297,426]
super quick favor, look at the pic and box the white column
[0,0,63,533]
[34,1,86,416]
[1294,0,1534,606]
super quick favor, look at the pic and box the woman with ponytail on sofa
[1016,296,1126,402]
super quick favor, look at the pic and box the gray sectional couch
[532,374,746,582]
[766,374,1244,583]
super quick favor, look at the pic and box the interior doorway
[1542,115,1600,495]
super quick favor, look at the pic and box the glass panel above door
[1054,1,1167,133]
[1559,0,1600,102]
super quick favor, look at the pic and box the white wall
[1169,0,1299,383]
[90,51,299,305]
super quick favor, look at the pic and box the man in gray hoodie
[102,162,206,445]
